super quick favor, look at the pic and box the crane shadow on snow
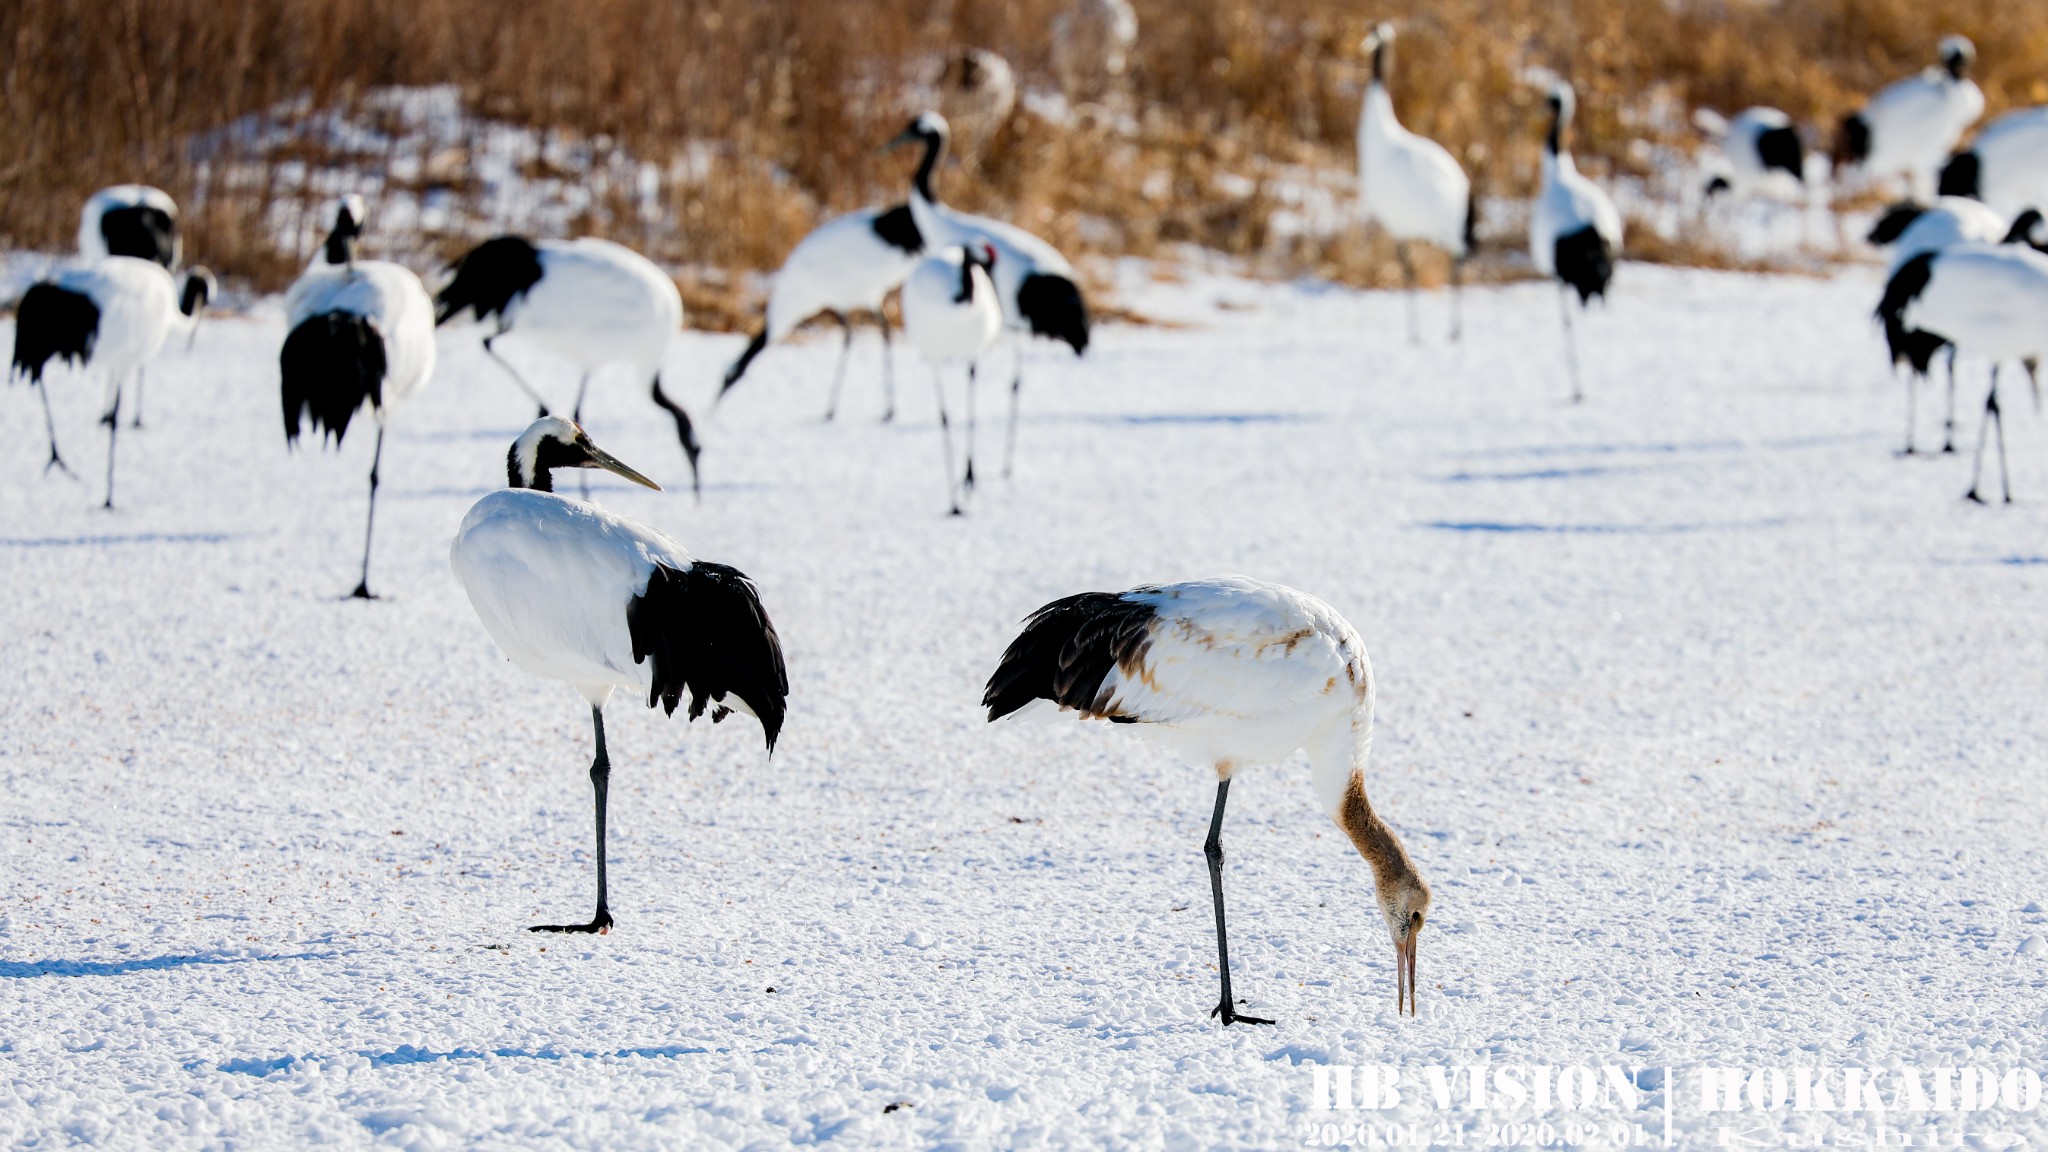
[1435,463,1670,483]
[1051,412,1321,427]
[0,950,338,978]
[1447,433,1878,461]
[207,1042,713,1078]
[1420,517,1793,535]
[0,532,252,549]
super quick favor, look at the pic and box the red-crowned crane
[718,205,923,421]
[889,113,1089,481]
[436,235,701,497]
[1357,23,1474,342]
[1531,82,1622,404]
[280,196,436,599]
[1878,239,2048,504]
[450,416,788,933]
[900,243,1002,514]
[1835,36,1984,199]
[11,256,211,502]
[984,575,1432,1024]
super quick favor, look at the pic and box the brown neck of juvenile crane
[1338,770,1421,892]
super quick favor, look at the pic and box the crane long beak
[881,130,917,153]
[586,445,662,492]
[1396,937,1419,1017]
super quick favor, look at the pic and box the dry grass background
[4,0,2046,321]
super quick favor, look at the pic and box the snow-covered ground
[3,263,2046,1148]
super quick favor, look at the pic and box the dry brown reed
[3,0,2044,317]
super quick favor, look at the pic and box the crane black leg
[1942,347,1958,454]
[1003,336,1024,480]
[932,368,961,516]
[879,314,897,423]
[482,335,551,418]
[963,362,979,494]
[533,705,615,934]
[1966,366,2006,504]
[1901,368,1920,456]
[824,311,852,423]
[36,379,71,476]
[130,366,146,429]
[1205,777,1273,1027]
[1558,287,1584,404]
[99,386,120,510]
[1398,241,1419,345]
[350,425,384,599]
[1450,255,1466,343]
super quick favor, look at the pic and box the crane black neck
[913,130,945,205]
[1371,39,1387,84]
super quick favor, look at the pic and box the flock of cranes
[6,26,2047,1028]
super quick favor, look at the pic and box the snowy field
[3,262,2047,1148]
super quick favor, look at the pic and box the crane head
[509,416,662,494]
[1938,35,1975,79]
[885,111,951,152]
[1380,873,1431,1017]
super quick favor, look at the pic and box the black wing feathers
[435,236,544,326]
[281,311,388,445]
[1016,273,1090,355]
[100,206,178,268]
[1865,202,1927,246]
[982,591,1158,722]
[629,562,789,750]
[1876,251,1946,375]
[870,204,923,254]
[1553,226,1614,304]
[12,284,100,382]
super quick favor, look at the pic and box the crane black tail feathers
[1834,113,1871,168]
[1876,252,1945,376]
[281,311,388,446]
[434,235,544,326]
[1937,151,1980,200]
[1866,202,1928,246]
[1553,227,1614,305]
[629,562,789,750]
[1017,273,1090,356]
[11,283,100,383]
[1756,125,1805,182]
[721,330,769,396]
[982,591,1158,722]
[649,375,702,498]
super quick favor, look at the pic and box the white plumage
[451,417,788,934]
[279,196,437,599]
[893,112,1090,481]
[457,489,690,710]
[77,185,180,268]
[719,205,924,420]
[283,264,438,414]
[1357,23,1473,341]
[900,244,1003,514]
[1880,242,2048,502]
[1938,105,2048,220]
[437,235,700,494]
[984,575,1431,1021]
[1869,196,2009,273]
[1531,82,1623,403]
[10,254,207,504]
[1836,36,1984,198]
